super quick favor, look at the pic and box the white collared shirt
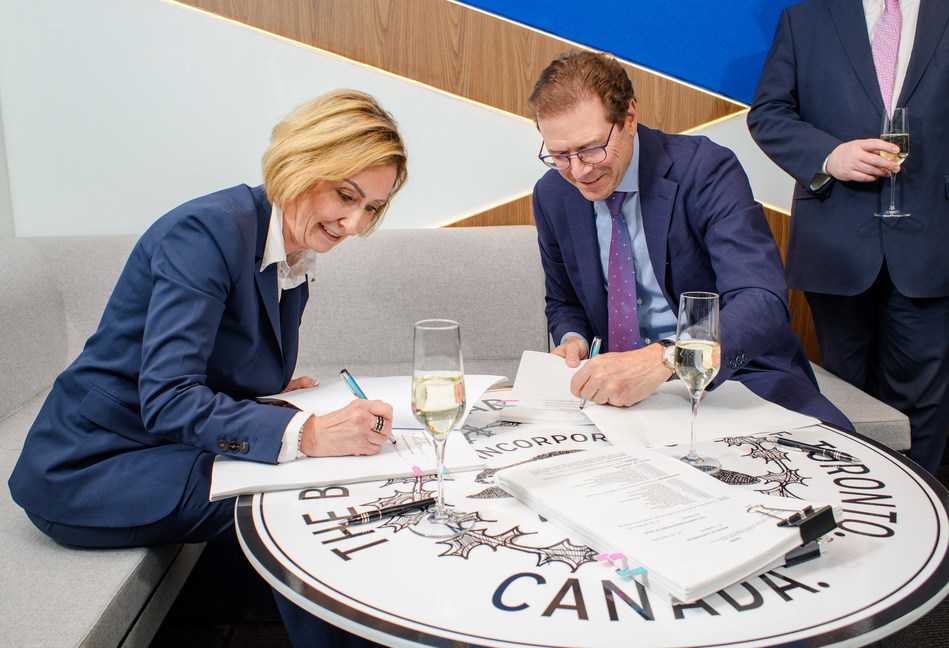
[260,204,318,298]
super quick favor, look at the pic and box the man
[747,0,949,475]
[529,50,850,431]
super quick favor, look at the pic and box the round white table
[236,405,949,647]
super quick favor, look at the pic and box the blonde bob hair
[262,89,407,236]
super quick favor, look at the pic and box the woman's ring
[373,415,386,432]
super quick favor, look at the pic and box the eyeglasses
[538,123,615,170]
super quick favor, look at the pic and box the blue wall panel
[461,0,795,105]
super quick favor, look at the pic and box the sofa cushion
[0,239,67,419]
[295,226,549,383]
[1,236,202,648]
[41,235,139,362]
[811,363,911,451]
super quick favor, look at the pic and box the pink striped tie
[606,191,641,352]
[872,0,901,113]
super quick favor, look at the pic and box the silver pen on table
[771,436,860,463]
[342,498,436,526]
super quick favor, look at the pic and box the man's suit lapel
[637,127,677,311]
[896,0,949,106]
[562,187,608,338]
[830,0,886,113]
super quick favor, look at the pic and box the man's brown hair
[528,50,636,125]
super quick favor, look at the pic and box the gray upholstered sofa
[0,226,908,647]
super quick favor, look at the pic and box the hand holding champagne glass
[876,107,909,218]
[675,292,721,473]
[410,319,472,537]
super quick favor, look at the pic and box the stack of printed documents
[496,444,839,603]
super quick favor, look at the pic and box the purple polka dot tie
[605,191,640,352]
[872,0,901,114]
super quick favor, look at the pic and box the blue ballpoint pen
[340,369,395,444]
[579,336,602,410]
[339,368,368,399]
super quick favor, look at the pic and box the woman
[8,89,406,647]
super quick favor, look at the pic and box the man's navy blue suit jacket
[748,0,949,299]
[532,124,851,429]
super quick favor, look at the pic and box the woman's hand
[283,376,319,392]
[299,399,393,457]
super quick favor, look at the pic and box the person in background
[747,0,949,475]
[528,50,850,431]
[8,89,405,647]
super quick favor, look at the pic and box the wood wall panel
[444,194,534,228]
[172,1,830,364]
[178,0,744,134]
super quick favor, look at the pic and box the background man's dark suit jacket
[748,0,949,299]
[532,124,850,429]
[9,184,306,528]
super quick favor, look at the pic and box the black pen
[579,336,602,410]
[773,437,860,463]
[342,498,436,526]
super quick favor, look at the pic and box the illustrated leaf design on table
[723,435,809,499]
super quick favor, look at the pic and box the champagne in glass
[410,319,472,537]
[876,108,909,218]
[675,292,722,473]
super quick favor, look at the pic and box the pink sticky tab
[412,466,423,476]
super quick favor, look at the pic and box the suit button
[228,440,240,453]
[217,439,228,451]
[240,441,250,454]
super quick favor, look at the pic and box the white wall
[0,0,543,237]
[0,96,12,238]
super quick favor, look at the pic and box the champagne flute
[675,292,722,473]
[409,319,472,537]
[875,107,909,219]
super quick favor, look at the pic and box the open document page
[210,429,483,501]
[510,350,818,444]
[209,375,503,501]
[496,444,839,603]
[258,374,505,430]
[502,350,590,425]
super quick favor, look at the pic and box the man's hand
[570,343,674,407]
[552,335,588,368]
[826,139,901,182]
